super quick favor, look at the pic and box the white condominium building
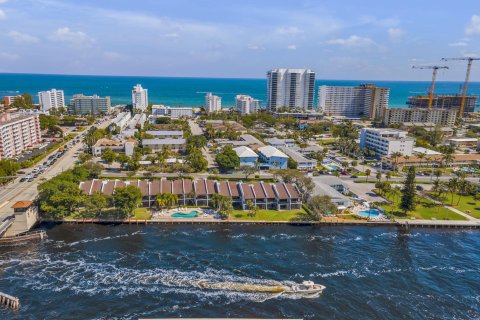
[383,108,457,127]
[318,84,389,119]
[151,105,193,118]
[132,84,148,111]
[205,92,221,113]
[71,94,111,115]
[38,89,65,112]
[359,128,414,157]
[0,113,42,160]
[267,69,315,112]
[235,95,259,114]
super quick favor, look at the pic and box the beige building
[4,201,39,237]
[383,108,456,126]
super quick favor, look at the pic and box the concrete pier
[0,291,20,309]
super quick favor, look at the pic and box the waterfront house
[233,146,258,167]
[257,146,288,169]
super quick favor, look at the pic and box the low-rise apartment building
[0,113,41,160]
[233,146,258,167]
[151,105,193,118]
[279,147,317,170]
[257,146,288,169]
[383,108,456,126]
[142,138,186,152]
[145,130,184,139]
[359,128,414,157]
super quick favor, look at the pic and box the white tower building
[38,89,65,112]
[235,95,259,114]
[266,69,315,112]
[205,92,221,113]
[132,84,148,111]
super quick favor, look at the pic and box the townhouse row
[79,178,303,210]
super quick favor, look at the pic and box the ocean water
[0,224,479,319]
[0,73,479,108]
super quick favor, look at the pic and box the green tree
[446,177,459,205]
[81,161,104,179]
[240,165,257,180]
[156,193,179,209]
[287,157,298,169]
[113,185,143,216]
[365,169,371,182]
[78,153,93,163]
[210,194,233,219]
[215,145,240,172]
[400,166,416,214]
[101,148,117,165]
[306,195,337,221]
[11,93,34,109]
[246,200,257,217]
[84,192,109,216]
[375,172,382,182]
[186,147,208,172]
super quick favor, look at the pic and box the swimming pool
[172,211,199,218]
[357,209,381,218]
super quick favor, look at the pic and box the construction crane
[441,57,480,118]
[412,65,449,109]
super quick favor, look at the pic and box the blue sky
[0,0,479,80]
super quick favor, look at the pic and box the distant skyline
[0,0,479,81]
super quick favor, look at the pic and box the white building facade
[38,89,65,112]
[267,69,315,112]
[151,105,193,118]
[132,84,148,111]
[359,128,414,157]
[318,84,389,119]
[205,92,221,113]
[235,95,259,114]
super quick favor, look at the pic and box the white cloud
[448,41,468,47]
[49,27,94,47]
[465,15,480,35]
[247,44,264,50]
[326,35,376,47]
[0,9,6,20]
[8,31,39,44]
[287,44,297,50]
[0,0,8,3]
[275,26,302,36]
[103,51,128,61]
[388,28,405,41]
[0,52,19,60]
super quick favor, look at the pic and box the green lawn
[378,190,467,221]
[131,207,152,220]
[430,194,480,219]
[231,208,307,221]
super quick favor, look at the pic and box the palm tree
[385,171,391,182]
[365,169,371,182]
[342,161,349,173]
[441,152,454,169]
[390,152,403,172]
[376,172,382,183]
[446,177,459,206]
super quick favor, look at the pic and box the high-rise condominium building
[71,94,111,115]
[132,84,148,111]
[235,95,259,114]
[406,94,477,115]
[205,92,221,113]
[0,113,42,160]
[266,69,315,112]
[318,84,390,119]
[38,89,65,112]
[383,108,457,127]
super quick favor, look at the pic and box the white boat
[196,279,325,295]
[285,281,326,294]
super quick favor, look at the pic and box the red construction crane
[441,57,480,118]
[412,65,449,109]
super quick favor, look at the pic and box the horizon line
[0,72,477,83]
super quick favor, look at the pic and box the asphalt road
[0,119,112,221]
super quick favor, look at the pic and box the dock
[40,218,480,229]
[0,291,20,309]
[0,230,47,244]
